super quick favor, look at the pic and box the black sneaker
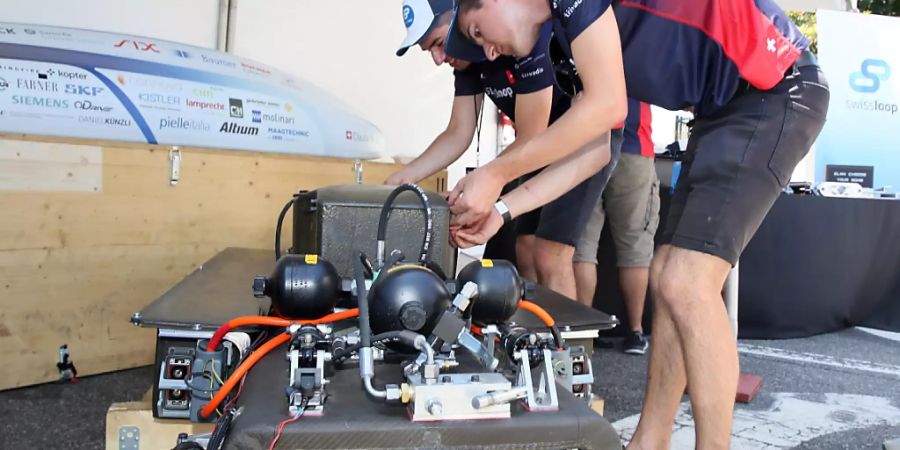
[623,331,648,355]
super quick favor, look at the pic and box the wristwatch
[494,199,512,224]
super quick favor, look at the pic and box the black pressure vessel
[368,264,450,336]
[457,259,523,324]
[253,254,340,319]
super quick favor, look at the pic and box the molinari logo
[262,112,295,125]
[252,110,262,123]
[186,99,225,111]
[220,122,258,135]
[12,95,69,109]
[850,59,891,93]
[74,100,113,112]
[159,117,211,131]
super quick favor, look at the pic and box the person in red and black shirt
[448,0,829,447]
[574,99,658,356]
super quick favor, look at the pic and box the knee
[655,268,697,323]
[533,241,572,279]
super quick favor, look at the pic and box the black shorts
[516,128,623,247]
[660,63,830,265]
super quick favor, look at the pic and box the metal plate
[118,426,139,450]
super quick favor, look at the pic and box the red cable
[206,309,360,352]
[268,413,302,450]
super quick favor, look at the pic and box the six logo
[229,98,244,118]
[850,59,891,93]
[114,39,160,53]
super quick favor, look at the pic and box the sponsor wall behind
[817,10,900,189]
[0,22,384,159]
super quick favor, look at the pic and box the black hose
[274,198,294,261]
[353,250,372,349]
[550,325,566,350]
[376,184,433,266]
[333,331,421,363]
[207,408,237,450]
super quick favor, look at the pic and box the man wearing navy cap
[448,0,829,447]
[388,0,616,300]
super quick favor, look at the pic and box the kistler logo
[850,59,891,93]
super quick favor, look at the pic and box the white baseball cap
[396,0,454,56]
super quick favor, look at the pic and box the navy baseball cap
[396,0,454,56]
[445,4,487,62]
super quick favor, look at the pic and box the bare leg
[515,234,538,282]
[627,245,686,450]
[533,237,578,300]
[573,261,598,307]
[619,266,650,332]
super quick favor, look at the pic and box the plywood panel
[0,140,102,192]
[0,134,445,390]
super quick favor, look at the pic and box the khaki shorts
[574,153,660,266]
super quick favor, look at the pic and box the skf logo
[114,39,160,53]
[403,5,415,28]
[850,59,891,93]
[65,84,104,96]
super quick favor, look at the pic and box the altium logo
[219,121,259,135]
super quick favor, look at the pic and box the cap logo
[403,5,415,28]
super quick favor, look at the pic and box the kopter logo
[403,5,415,28]
[850,59,891,93]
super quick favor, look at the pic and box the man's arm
[448,8,626,224]
[489,9,625,181]
[385,94,482,184]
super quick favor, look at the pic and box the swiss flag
[346,131,353,140]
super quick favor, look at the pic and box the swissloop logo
[403,5,415,28]
[847,59,897,115]
[849,59,891,93]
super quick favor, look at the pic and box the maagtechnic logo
[850,59,891,93]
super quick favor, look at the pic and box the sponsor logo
[269,127,309,137]
[845,98,898,115]
[519,67,544,79]
[22,28,72,38]
[505,69,516,84]
[73,100,113,112]
[44,68,87,80]
[64,84,104,96]
[116,74,182,91]
[403,5,415,28]
[850,59,891,93]
[12,95,69,109]
[229,98,243,118]
[219,121,258,135]
[175,50,190,58]
[0,77,7,91]
[240,62,270,75]
[24,28,36,35]
[563,0,583,18]
[0,28,15,35]
[485,86,514,99]
[200,54,236,68]
[78,116,131,126]
[193,87,215,98]
[114,39,160,53]
[159,117,211,131]
[252,110,262,123]
[261,112,295,125]
[138,93,180,105]
[186,98,225,111]
[285,103,294,112]
[345,130,373,142]
[766,38,777,53]
[17,79,59,92]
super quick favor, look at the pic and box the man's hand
[448,166,505,226]
[449,208,504,248]
[384,169,418,185]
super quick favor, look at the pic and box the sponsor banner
[0,22,384,158]
[817,11,900,189]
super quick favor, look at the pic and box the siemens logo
[485,86,514,99]
[12,95,68,108]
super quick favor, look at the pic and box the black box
[292,184,456,279]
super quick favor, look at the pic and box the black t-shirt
[453,21,570,124]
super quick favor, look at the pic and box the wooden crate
[105,400,214,450]
[0,134,445,390]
